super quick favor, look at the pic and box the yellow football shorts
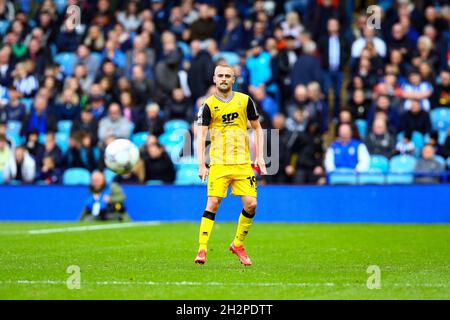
[207,164,257,198]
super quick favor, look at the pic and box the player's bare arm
[250,119,267,175]
[197,124,209,183]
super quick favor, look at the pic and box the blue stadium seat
[175,168,202,185]
[54,52,77,76]
[0,20,10,35]
[355,119,367,138]
[176,156,198,171]
[131,132,148,148]
[217,51,240,66]
[358,168,385,184]
[369,155,389,173]
[6,121,22,136]
[57,120,73,134]
[56,132,70,153]
[163,119,190,133]
[54,0,68,14]
[146,180,164,185]
[387,155,417,184]
[430,108,450,132]
[159,132,185,146]
[38,133,46,144]
[397,131,424,157]
[63,168,91,185]
[20,98,33,113]
[103,169,116,184]
[328,168,357,185]
[438,130,447,145]
[7,133,24,146]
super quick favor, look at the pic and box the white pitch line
[0,280,448,288]
[27,222,161,235]
[0,280,335,287]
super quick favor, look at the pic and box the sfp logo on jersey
[222,112,239,124]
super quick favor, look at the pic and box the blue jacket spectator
[290,41,324,89]
[325,123,370,172]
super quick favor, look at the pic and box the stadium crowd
[0,0,449,186]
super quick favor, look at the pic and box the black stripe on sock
[202,210,216,221]
[241,209,255,219]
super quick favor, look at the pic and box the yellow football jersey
[198,91,259,165]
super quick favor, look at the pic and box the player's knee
[245,199,257,214]
[206,197,221,212]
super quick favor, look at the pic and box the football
[104,139,140,174]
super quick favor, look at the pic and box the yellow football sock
[198,212,215,252]
[233,210,254,247]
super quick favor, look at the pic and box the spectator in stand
[189,3,217,41]
[249,85,278,121]
[219,5,244,52]
[411,35,440,72]
[141,142,175,184]
[401,69,433,112]
[0,134,11,172]
[52,88,81,121]
[76,44,102,80]
[83,24,105,53]
[290,40,323,89]
[388,23,414,61]
[130,65,155,109]
[3,145,36,183]
[37,155,61,184]
[400,99,432,135]
[395,131,415,156]
[12,61,39,98]
[24,129,45,167]
[365,118,396,158]
[164,88,193,121]
[367,94,400,134]
[285,84,309,118]
[289,121,325,185]
[43,131,63,168]
[87,84,107,120]
[134,103,164,137]
[318,17,349,119]
[306,81,327,132]
[335,108,360,140]
[98,103,132,144]
[21,94,57,136]
[351,25,387,59]
[325,123,370,173]
[71,107,99,146]
[188,40,215,103]
[432,68,450,108]
[117,0,142,33]
[349,89,370,120]
[414,144,444,184]
[4,86,26,122]
[0,46,13,87]
[155,49,182,104]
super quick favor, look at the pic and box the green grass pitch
[0,222,449,299]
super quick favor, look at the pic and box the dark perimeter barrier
[0,184,449,223]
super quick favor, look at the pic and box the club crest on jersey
[222,112,239,124]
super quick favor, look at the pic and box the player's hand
[198,164,209,183]
[254,157,267,175]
